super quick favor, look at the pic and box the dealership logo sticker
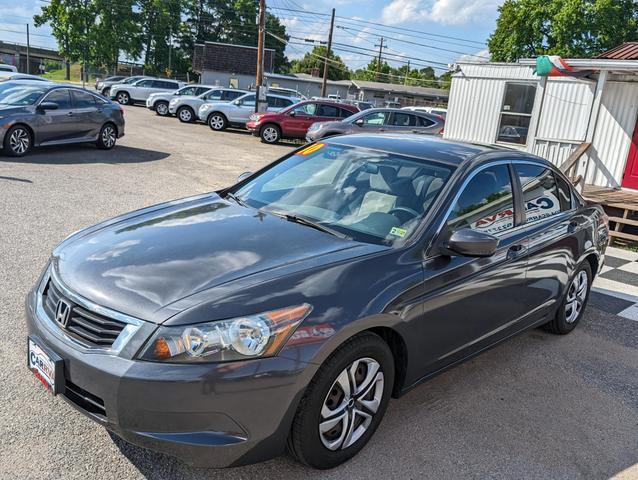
[55,299,72,327]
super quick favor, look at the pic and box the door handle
[67,112,74,117]
[507,244,526,259]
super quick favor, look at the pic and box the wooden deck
[582,185,638,244]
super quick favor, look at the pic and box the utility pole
[26,24,30,74]
[404,59,410,86]
[168,29,172,74]
[320,8,335,97]
[375,37,384,82]
[255,0,266,113]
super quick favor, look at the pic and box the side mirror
[288,110,296,117]
[237,171,253,182]
[354,118,364,126]
[38,101,59,111]
[442,228,498,257]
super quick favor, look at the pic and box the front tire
[208,113,227,131]
[177,106,195,123]
[260,124,281,144]
[288,332,394,469]
[155,101,169,116]
[544,261,592,334]
[96,123,117,150]
[116,91,130,105]
[3,125,32,157]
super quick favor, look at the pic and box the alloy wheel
[565,270,588,323]
[262,126,279,143]
[101,125,116,148]
[209,115,224,130]
[179,108,193,122]
[156,103,168,115]
[9,127,30,155]
[319,357,384,451]
[117,93,129,104]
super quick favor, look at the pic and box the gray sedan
[306,108,444,142]
[0,81,125,157]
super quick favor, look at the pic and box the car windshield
[0,83,48,105]
[233,143,453,245]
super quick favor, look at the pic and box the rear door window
[71,90,97,108]
[390,113,417,126]
[515,164,563,223]
[447,165,515,235]
[318,104,339,117]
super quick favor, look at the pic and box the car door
[281,102,318,137]
[354,111,389,132]
[70,89,102,139]
[230,94,255,123]
[131,79,154,100]
[513,162,581,323]
[315,103,342,124]
[416,162,532,374]
[35,88,78,144]
[386,111,418,133]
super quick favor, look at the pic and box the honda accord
[26,134,608,469]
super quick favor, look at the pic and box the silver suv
[198,93,299,131]
[110,78,186,105]
[169,88,248,123]
[146,85,217,116]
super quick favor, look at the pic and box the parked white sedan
[197,93,299,130]
[168,88,248,123]
[146,85,217,116]
[110,78,186,105]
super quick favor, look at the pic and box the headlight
[139,304,312,363]
[249,114,260,121]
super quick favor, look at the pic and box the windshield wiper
[224,191,248,207]
[264,209,349,239]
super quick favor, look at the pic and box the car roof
[322,134,502,166]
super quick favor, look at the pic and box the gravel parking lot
[1,104,637,480]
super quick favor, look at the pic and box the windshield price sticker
[389,227,407,237]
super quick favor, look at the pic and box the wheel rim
[157,103,168,115]
[319,357,384,451]
[262,127,278,142]
[210,115,224,129]
[9,128,29,154]
[102,126,116,148]
[117,93,127,104]
[565,270,588,323]
[179,109,192,121]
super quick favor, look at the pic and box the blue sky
[0,0,501,74]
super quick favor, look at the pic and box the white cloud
[456,48,491,62]
[381,0,502,26]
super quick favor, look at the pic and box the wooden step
[606,202,638,211]
[609,216,638,227]
[609,230,638,241]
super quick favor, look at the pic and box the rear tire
[177,106,195,123]
[116,91,130,105]
[96,123,117,150]
[260,124,281,144]
[102,87,111,97]
[208,113,227,131]
[3,125,32,157]
[543,261,592,334]
[155,101,169,116]
[287,332,394,469]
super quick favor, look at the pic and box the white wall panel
[536,79,595,142]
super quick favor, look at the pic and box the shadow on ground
[2,144,170,165]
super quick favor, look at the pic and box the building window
[497,82,536,145]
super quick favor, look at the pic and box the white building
[444,43,638,191]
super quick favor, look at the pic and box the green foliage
[289,46,350,81]
[489,0,638,61]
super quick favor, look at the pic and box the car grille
[42,279,127,347]
[64,380,107,418]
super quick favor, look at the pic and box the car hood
[0,105,28,116]
[52,194,373,322]
[313,120,347,130]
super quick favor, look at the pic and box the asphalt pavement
[1,105,637,480]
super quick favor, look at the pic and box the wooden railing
[559,142,591,190]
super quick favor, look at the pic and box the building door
[622,119,638,189]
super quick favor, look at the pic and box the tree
[290,46,349,80]
[351,59,391,82]
[489,0,638,62]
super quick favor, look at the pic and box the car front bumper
[169,104,180,115]
[24,286,311,468]
[245,121,260,135]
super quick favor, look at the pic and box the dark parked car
[306,107,444,142]
[26,135,608,469]
[246,100,359,143]
[0,81,125,157]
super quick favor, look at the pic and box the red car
[246,100,359,144]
